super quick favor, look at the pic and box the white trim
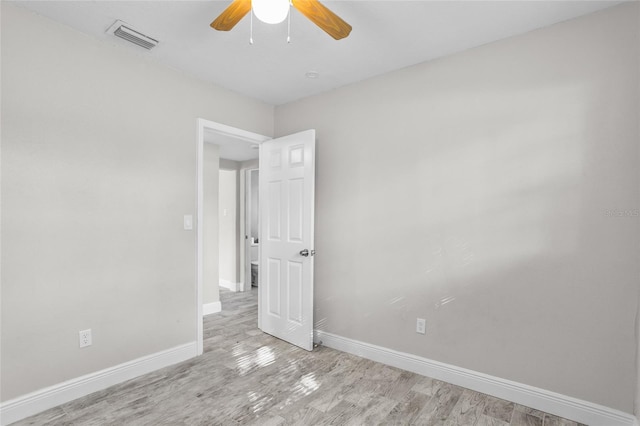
[0,342,197,426]
[244,167,260,296]
[196,118,270,357]
[219,280,240,292]
[196,120,204,356]
[239,167,246,292]
[202,301,222,315]
[314,330,637,426]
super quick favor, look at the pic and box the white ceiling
[204,128,261,161]
[13,1,623,106]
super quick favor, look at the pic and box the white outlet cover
[416,318,426,334]
[79,329,92,348]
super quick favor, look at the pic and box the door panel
[267,181,282,240]
[267,258,281,316]
[288,260,303,324]
[259,130,315,351]
[288,179,304,242]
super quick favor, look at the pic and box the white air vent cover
[106,20,158,50]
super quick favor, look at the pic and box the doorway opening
[196,118,270,355]
[245,168,259,290]
[218,168,239,292]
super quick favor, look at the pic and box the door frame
[244,168,259,295]
[196,118,270,355]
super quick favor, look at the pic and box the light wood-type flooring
[14,288,586,425]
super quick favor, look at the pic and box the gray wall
[219,159,240,171]
[220,159,243,284]
[1,3,273,401]
[218,169,237,283]
[203,143,220,305]
[275,3,639,413]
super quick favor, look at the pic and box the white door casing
[196,118,270,356]
[259,130,316,351]
[245,168,258,291]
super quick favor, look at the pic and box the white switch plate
[79,329,92,348]
[184,215,193,230]
[416,318,426,334]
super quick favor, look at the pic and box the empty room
[1,0,639,425]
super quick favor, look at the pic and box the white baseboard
[0,342,197,426]
[219,280,240,292]
[203,301,222,315]
[314,330,637,426]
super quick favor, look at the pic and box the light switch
[184,215,193,230]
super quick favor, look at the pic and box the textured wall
[1,4,273,401]
[275,4,639,412]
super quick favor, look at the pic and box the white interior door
[259,129,315,351]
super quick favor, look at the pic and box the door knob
[300,249,309,257]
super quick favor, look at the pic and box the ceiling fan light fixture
[252,0,290,24]
[210,0,351,40]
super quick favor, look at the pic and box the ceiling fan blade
[210,0,251,31]
[292,0,352,40]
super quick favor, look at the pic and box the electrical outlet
[416,318,426,334]
[79,329,92,348]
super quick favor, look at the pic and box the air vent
[106,20,158,50]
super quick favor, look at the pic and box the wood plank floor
[14,288,586,425]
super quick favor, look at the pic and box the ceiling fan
[210,0,352,40]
